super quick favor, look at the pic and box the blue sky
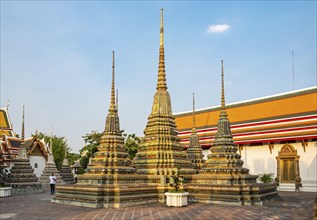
[1,1,316,153]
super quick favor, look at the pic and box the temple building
[0,106,49,177]
[174,86,317,192]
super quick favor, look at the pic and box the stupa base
[52,174,162,208]
[52,183,158,208]
[185,173,278,206]
[9,183,44,195]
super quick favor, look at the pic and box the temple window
[34,163,38,168]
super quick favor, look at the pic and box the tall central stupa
[133,9,195,175]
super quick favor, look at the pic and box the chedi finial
[110,51,116,111]
[21,105,25,141]
[192,93,196,132]
[160,8,164,47]
[156,9,167,90]
[221,60,225,110]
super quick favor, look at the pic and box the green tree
[77,131,141,169]
[79,130,102,169]
[34,132,79,170]
[79,156,90,169]
[67,152,80,167]
[123,133,140,159]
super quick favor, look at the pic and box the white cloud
[207,24,230,33]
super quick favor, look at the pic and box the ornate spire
[49,133,53,153]
[221,60,225,110]
[216,60,231,137]
[192,93,196,133]
[62,144,69,166]
[21,105,25,141]
[116,88,118,112]
[47,133,55,163]
[64,145,67,158]
[156,8,167,90]
[110,51,116,112]
[160,8,164,47]
[104,51,121,135]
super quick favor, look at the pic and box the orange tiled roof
[174,87,317,147]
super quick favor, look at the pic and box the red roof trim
[178,114,317,135]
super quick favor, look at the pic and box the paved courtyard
[0,191,316,220]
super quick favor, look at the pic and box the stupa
[5,106,42,195]
[59,146,74,184]
[52,52,160,208]
[38,137,63,186]
[187,93,205,172]
[133,9,195,176]
[186,61,278,205]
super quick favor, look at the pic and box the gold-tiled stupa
[52,52,160,208]
[133,9,195,176]
[186,61,278,205]
[187,93,205,171]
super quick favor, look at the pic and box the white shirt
[49,175,56,184]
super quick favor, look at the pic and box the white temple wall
[240,145,278,176]
[29,156,46,177]
[297,141,317,192]
[202,141,317,192]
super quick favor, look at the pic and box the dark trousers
[50,184,56,194]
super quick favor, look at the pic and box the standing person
[49,173,57,194]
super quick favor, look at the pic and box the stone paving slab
[0,191,316,220]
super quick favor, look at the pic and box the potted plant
[0,166,12,197]
[258,173,274,183]
[165,169,189,207]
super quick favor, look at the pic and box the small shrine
[59,147,74,184]
[38,138,63,186]
[5,106,42,195]
[186,93,205,172]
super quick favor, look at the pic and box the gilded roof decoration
[0,107,14,137]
